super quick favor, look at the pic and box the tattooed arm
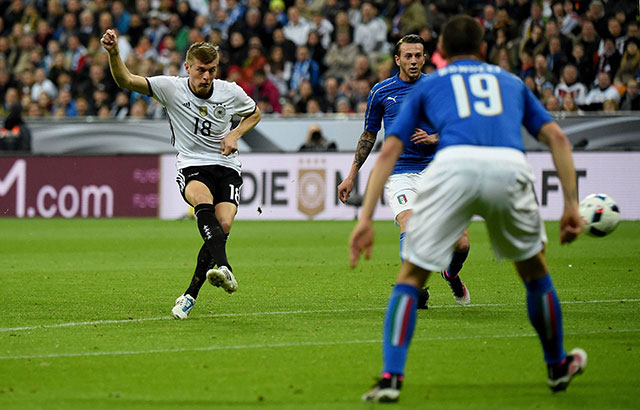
[337,130,378,203]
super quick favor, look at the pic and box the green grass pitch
[0,218,638,410]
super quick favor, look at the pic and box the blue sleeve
[522,85,554,139]
[364,88,383,133]
[387,88,422,145]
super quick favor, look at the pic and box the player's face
[186,57,218,96]
[395,43,425,82]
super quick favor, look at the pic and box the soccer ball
[579,194,621,237]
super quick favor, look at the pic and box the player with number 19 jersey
[365,73,437,174]
[147,76,256,173]
[388,59,553,151]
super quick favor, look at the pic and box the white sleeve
[230,82,256,116]
[146,76,177,106]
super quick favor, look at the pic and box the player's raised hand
[338,177,354,203]
[410,129,438,145]
[349,220,375,268]
[559,204,583,244]
[101,29,119,54]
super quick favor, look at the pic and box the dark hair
[394,34,425,57]
[441,15,483,58]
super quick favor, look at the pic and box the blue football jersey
[365,73,438,174]
[387,59,553,152]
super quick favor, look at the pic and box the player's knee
[514,251,548,282]
[397,210,412,231]
[455,233,470,252]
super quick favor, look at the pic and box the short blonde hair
[186,42,219,65]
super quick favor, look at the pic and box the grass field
[0,218,638,410]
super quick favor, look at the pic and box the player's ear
[437,39,447,60]
[184,61,190,73]
[480,41,488,59]
[394,54,401,67]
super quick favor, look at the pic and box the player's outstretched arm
[538,122,583,244]
[338,130,377,203]
[349,136,403,268]
[101,29,150,96]
[221,106,262,155]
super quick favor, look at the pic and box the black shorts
[176,165,243,207]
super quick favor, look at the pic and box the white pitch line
[1,299,638,334]
[1,328,638,361]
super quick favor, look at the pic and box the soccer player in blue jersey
[338,34,470,309]
[350,16,586,402]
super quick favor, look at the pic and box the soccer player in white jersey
[350,16,586,402]
[338,34,470,309]
[101,29,262,319]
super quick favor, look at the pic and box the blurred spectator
[389,0,427,44]
[227,31,248,67]
[555,64,588,105]
[127,14,146,48]
[225,0,247,28]
[252,69,281,114]
[52,88,77,117]
[306,30,327,74]
[324,29,359,81]
[35,20,54,49]
[319,76,343,113]
[289,45,320,95]
[602,98,618,112]
[280,101,296,117]
[599,17,626,56]
[30,67,58,101]
[309,11,333,50]
[66,34,87,73]
[614,38,640,85]
[1,103,31,152]
[561,93,583,113]
[298,124,336,151]
[569,42,596,86]
[265,45,292,96]
[272,27,297,63]
[596,36,621,82]
[353,2,389,57]
[129,98,148,118]
[177,1,197,28]
[521,2,544,40]
[110,91,130,119]
[546,36,569,78]
[230,7,266,43]
[77,10,97,48]
[306,98,322,115]
[336,95,353,113]
[555,0,580,36]
[544,95,560,111]
[112,1,132,35]
[347,0,363,27]
[575,20,600,68]
[583,71,620,110]
[332,10,353,42]
[620,78,640,111]
[586,0,608,39]
[292,79,314,112]
[144,11,169,50]
[75,96,93,116]
[533,54,557,93]
[53,12,78,48]
[283,6,312,47]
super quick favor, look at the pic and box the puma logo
[387,96,398,103]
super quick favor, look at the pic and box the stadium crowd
[0,0,639,121]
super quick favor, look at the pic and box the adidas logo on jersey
[182,102,190,108]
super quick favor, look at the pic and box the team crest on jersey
[198,106,208,117]
[397,194,408,205]
[213,105,227,119]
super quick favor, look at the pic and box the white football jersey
[147,76,256,172]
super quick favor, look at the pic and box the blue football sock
[382,284,419,375]
[399,232,406,263]
[524,274,566,365]
[444,247,469,279]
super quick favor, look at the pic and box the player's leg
[514,252,586,392]
[480,151,586,391]
[172,243,215,319]
[387,174,430,309]
[442,228,471,305]
[362,262,431,402]
[202,167,243,294]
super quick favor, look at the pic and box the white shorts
[402,146,547,271]
[384,171,426,224]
